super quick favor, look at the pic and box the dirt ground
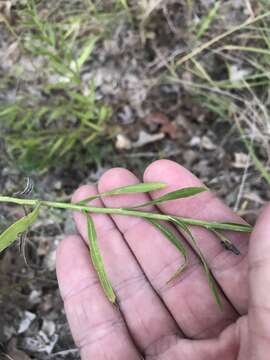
[1,1,270,359]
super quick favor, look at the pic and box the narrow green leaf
[196,1,220,39]
[201,259,223,310]
[176,216,252,232]
[236,120,270,186]
[46,137,64,160]
[149,219,188,281]
[119,0,129,9]
[76,37,99,71]
[85,212,116,303]
[78,182,167,204]
[244,137,270,186]
[130,187,207,209]
[104,182,167,195]
[0,204,41,253]
[171,217,223,310]
[205,221,252,232]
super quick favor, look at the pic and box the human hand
[56,160,270,360]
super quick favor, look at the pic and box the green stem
[0,196,252,233]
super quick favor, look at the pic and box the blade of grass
[236,118,270,186]
[78,182,167,204]
[0,204,40,253]
[118,0,129,10]
[190,59,216,87]
[201,221,252,232]
[129,187,207,209]
[170,217,223,310]
[148,219,188,282]
[176,11,270,66]
[196,1,220,39]
[222,45,270,56]
[76,36,99,71]
[244,141,270,186]
[85,212,116,303]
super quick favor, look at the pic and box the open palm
[56,160,270,360]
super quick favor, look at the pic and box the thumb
[249,203,270,359]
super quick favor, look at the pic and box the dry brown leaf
[145,112,178,139]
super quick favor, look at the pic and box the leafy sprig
[0,182,252,309]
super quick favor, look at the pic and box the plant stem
[0,196,252,233]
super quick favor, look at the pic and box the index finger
[144,160,249,314]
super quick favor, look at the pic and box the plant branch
[0,195,252,233]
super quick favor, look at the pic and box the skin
[56,160,270,360]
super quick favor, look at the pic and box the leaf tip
[110,294,117,304]
[166,263,187,284]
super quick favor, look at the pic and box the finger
[142,320,243,360]
[56,235,140,360]
[248,203,270,359]
[72,185,181,356]
[144,159,249,314]
[98,168,238,339]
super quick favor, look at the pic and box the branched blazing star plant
[0,181,252,309]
